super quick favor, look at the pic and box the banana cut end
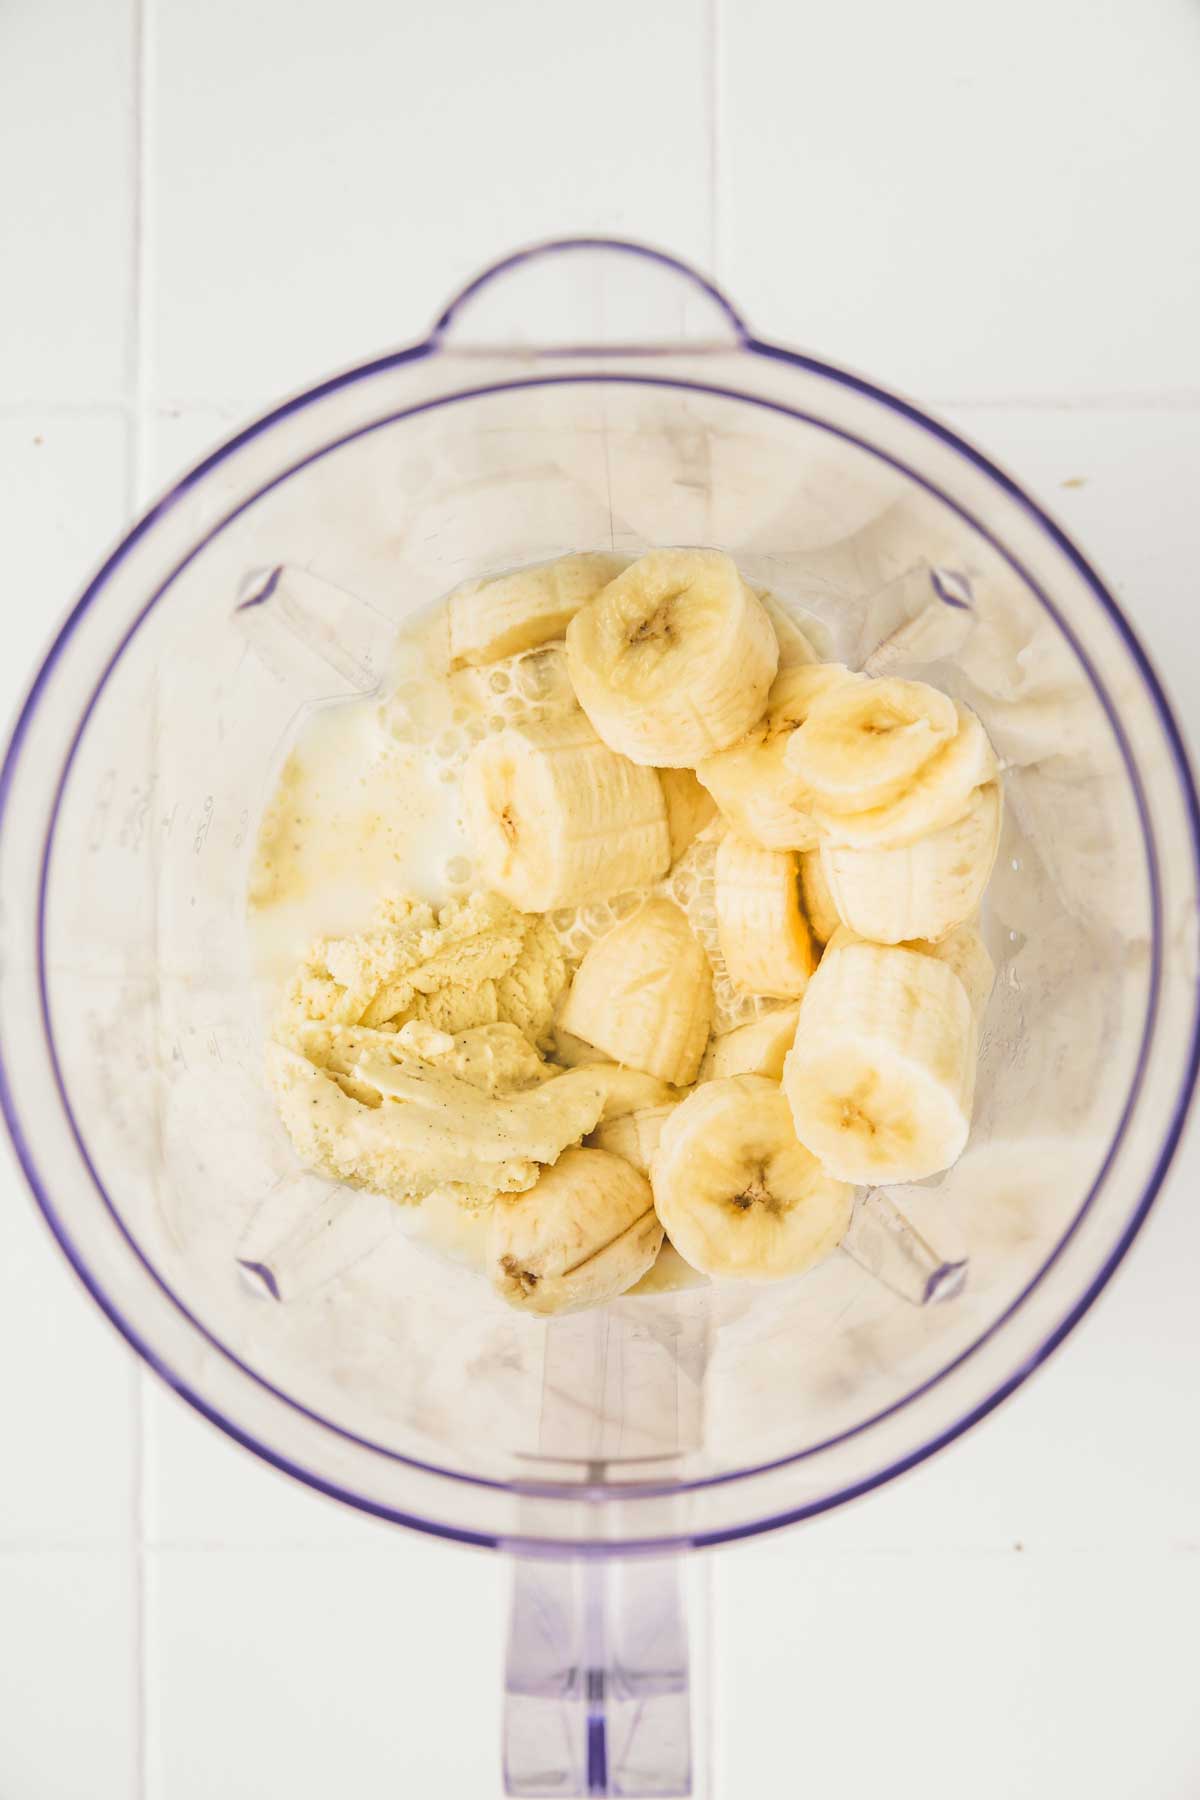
[463,715,670,913]
[783,939,976,1185]
[488,1147,663,1314]
[558,897,715,1086]
[566,548,779,766]
[651,1076,853,1280]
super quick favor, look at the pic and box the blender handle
[503,1551,694,1798]
[430,236,750,354]
[501,1302,705,1795]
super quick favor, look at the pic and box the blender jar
[1,239,1196,1797]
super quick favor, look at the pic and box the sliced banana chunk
[715,835,815,999]
[758,593,827,668]
[566,548,778,766]
[549,1025,614,1069]
[798,849,841,947]
[489,1147,662,1315]
[923,922,995,1022]
[588,1066,680,1120]
[588,1101,680,1176]
[783,937,976,1184]
[448,552,626,668]
[819,779,1002,944]
[797,701,997,850]
[463,713,669,912]
[701,1003,801,1081]
[627,1239,709,1295]
[787,674,959,815]
[825,922,995,1023]
[697,663,862,850]
[658,766,718,863]
[651,1075,853,1279]
[557,897,713,1085]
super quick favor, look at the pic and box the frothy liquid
[248,617,472,1002]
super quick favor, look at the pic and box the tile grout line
[128,0,153,513]
[705,0,724,278]
[127,0,152,1795]
[132,1375,149,1800]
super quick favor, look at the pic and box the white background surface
[2,1,1199,1795]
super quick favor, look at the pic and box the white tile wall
[0,1139,138,1548]
[720,0,1200,403]
[0,413,132,676]
[714,1548,1200,1799]
[149,0,713,409]
[146,1549,505,1799]
[0,1552,139,1796]
[0,1,137,404]
[2,0,1198,1794]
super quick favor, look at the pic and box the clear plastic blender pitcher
[1,239,1197,1797]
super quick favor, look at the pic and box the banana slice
[651,1075,853,1279]
[924,922,995,1022]
[489,1147,663,1314]
[463,713,669,912]
[588,1066,680,1120]
[798,849,841,947]
[758,593,827,668]
[557,898,713,1085]
[565,548,779,766]
[797,702,997,850]
[819,780,1003,943]
[715,836,815,998]
[701,1004,801,1080]
[627,1239,709,1295]
[448,552,626,667]
[549,1026,614,1069]
[825,922,995,1022]
[588,1101,680,1175]
[658,766,718,863]
[787,675,960,815]
[783,937,976,1183]
[696,663,862,850]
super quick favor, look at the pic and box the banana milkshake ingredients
[256,544,1003,1317]
[651,1077,854,1280]
[565,548,779,765]
[463,713,669,911]
[557,897,714,1085]
[798,849,841,947]
[714,836,816,999]
[448,552,628,667]
[701,1004,803,1081]
[657,766,718,863]
[792,690,997,847]
[696,662,860,850]
[819,779,1002,944]
[488,1147,663,1315]
[782,936,977,1184]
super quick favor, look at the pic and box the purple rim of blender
[1,240,1198,1552]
